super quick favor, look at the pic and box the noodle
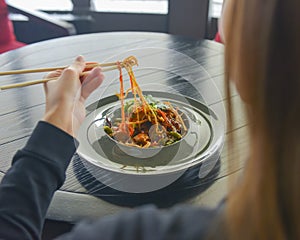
[104,56,187,148]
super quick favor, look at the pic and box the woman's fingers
[67,55,85,76]
[44,56,104,102]
[44,55,85,93]
[45,69,63,79]
[58,55,85,83]
[43,70,63,94]
[81,67,105,100]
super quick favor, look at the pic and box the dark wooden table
[0,32,247,227]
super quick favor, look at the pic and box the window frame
[7,0,210,39]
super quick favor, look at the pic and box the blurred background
[6,0,223,44]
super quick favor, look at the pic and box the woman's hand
[43,56,104,137]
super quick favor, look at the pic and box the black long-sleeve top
[0,121,222,240]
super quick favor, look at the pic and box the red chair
[214,31,223,44]
[0,0,25,54]
[1,0,76,54]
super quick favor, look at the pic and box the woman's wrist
[43,105,74,137]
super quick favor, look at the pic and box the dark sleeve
[56,204,220,240]
[0,121,77,240]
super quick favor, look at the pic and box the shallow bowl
[77,91,224,193]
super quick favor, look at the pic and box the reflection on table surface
[0,32,247,222]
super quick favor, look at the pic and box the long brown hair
[223,0,300,239]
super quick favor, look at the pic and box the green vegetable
[145,95,168,110]
[164,139,175,146]
[123,95,168,113]
[169,131,182,140]
[124,100,135,113]
[104,126,113,135]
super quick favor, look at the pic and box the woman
[222,0,300,239]
[0,0,299,239]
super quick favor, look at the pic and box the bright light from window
[7,0,73,11]
[211,0,223,18]
[7,0,169,14]
[93,0,168,14]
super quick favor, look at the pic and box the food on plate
[103,56,187,148]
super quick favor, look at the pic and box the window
[7,0,211,39]
[93,0,169,14]
[7,0,169,14]
[7,0,72,11]
[210,0,223,18]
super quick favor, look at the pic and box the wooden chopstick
[0,62,117,76]
[0,56,138,90]
[0,65,120,90]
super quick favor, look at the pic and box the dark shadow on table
[73,154,221,208]
[41,156,220,239]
